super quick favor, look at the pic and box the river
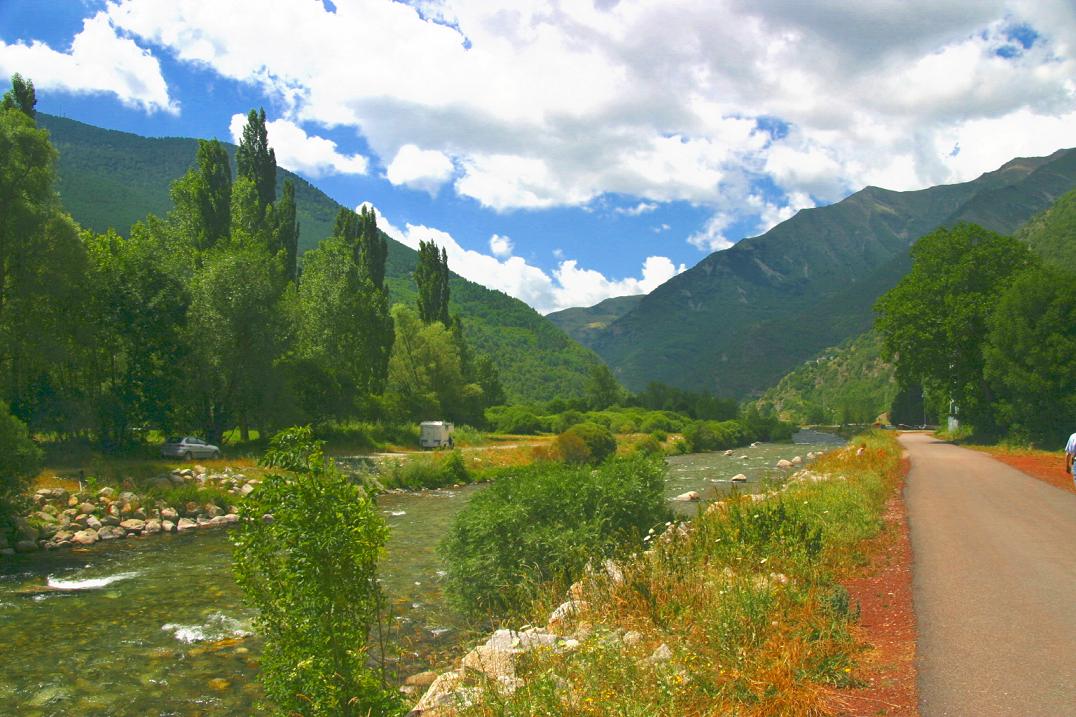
[0,432,842,715]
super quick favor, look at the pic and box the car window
[190,438,205,445]
[166,436,181,444]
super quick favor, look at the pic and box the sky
[1,1,1074,314]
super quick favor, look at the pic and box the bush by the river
[380,450,471,490]
[233,427,403,716]
[441,456,671,617]
[552,422,617,465]
[0,402,42,525]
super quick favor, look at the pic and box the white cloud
[385,144,455,193]
[616,201,658,216]
[365,204,685,313]
[687,213,736,252]
[229,114,368,177]
[488,234,513,258]
[58,0,1076,226]
[0,12,175,113]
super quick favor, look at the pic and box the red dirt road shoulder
[829,458,919,717]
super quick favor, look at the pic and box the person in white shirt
[1066,431,1076,488]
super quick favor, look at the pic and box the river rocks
[547,600,587,631]
[143,519,162,535]
[207,678,231,690]
[100,515,120,527]
[160,507,178,521]
[120,519,146,534]
[406,671,439,688]
[97,525,126,541]
[776,459,793,469]
[71,529,98,545]
[622,630,643,647]
[97,486,116,499]
[183,501,200,517]
[78,502,96,515]
[791,455,803,465]
[14,517,39,542]
[68,494,80,507]
[648,643,673,663]
[86,516,102,530]
[730,473,748,483]
[31,510,56,524]
[723,449,734,456]
[161,520,176,533]
[35,487,69,504]
[240,482,257,496]
[176,518,198,532]
[673,490,701,501]
[410,670,472,715]
[204,503,224,518]
[53,530,75,544]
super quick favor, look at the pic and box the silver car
[160,436,221,460]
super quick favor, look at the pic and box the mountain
[753,331,895,424]
[546,295,643,349]
[587,148,1076,397]
[37,113,600,403]
[1017,187,1076,269]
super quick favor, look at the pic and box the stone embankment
[0,466,259,556]
[407,448,837,715]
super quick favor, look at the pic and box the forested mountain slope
[38,113,599,402]
[546,295,643,349]
[753,331,895,425]
[589,148,1076,397]
[1017,187,1076,269]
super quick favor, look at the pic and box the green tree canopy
[1,73,35,117]
[415,239,450,325]
[984,266,1076,445]
[874,223,1034,432]
[235,108,276,211]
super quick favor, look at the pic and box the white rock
[648,643,673,663]
[673,490,701,502]
[791,456,802,465]
[730,473,747,483]
[776,459,793,469]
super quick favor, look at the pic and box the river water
[0,432,842,715]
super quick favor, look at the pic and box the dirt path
[901,432,1076,716]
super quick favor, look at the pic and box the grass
[455,430,903,716]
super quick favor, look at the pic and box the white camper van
[419,421,454,449]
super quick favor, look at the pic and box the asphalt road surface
[901,432,1076,716]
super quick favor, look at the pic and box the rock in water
[776,459,793,469]
[730,474,747,483]
[673,491,701,501]
[71,529,99,545]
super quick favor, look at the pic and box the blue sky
[2,0,1074,313]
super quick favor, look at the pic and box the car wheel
[212,450,221,460]
[183,451,192,461]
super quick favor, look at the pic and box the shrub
[0,402,42,524]
[683,419,751,452]
[381,450,471,490]
[561,422,617,464]
[640,412,679,433]
[441,457,670,616]
[552,431,591,465]
[492,407,543,435]
[233,427,401,716]
[631,434,664,457]
[549,409,585,434]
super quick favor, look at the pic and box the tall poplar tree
[273,179,299,282]
[170,139,232,250]
[415,240,450,325]
[235,108,276,212]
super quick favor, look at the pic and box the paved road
[901,432,1076,716]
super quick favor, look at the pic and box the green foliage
[169,139,231,250]
[235,108,276,212]
[631,382,738,420]
[875,223,1035,433]
[2,73,36,117]
[753,331,897,425]
[488,406,543,435]
[381,450,471,490]
[441,456,670,616]
[385,304,484,425]
[233,427,401,716]
[1017,187,1076,270]
[38,113,601,404]
[682,419,749,452]
[415,239,450,325]
[983,266,1076,446]
[558,422,617,464]
[586,363,623,410]
[0,401,42,521]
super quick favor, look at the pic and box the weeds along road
[901,432,1076,716]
